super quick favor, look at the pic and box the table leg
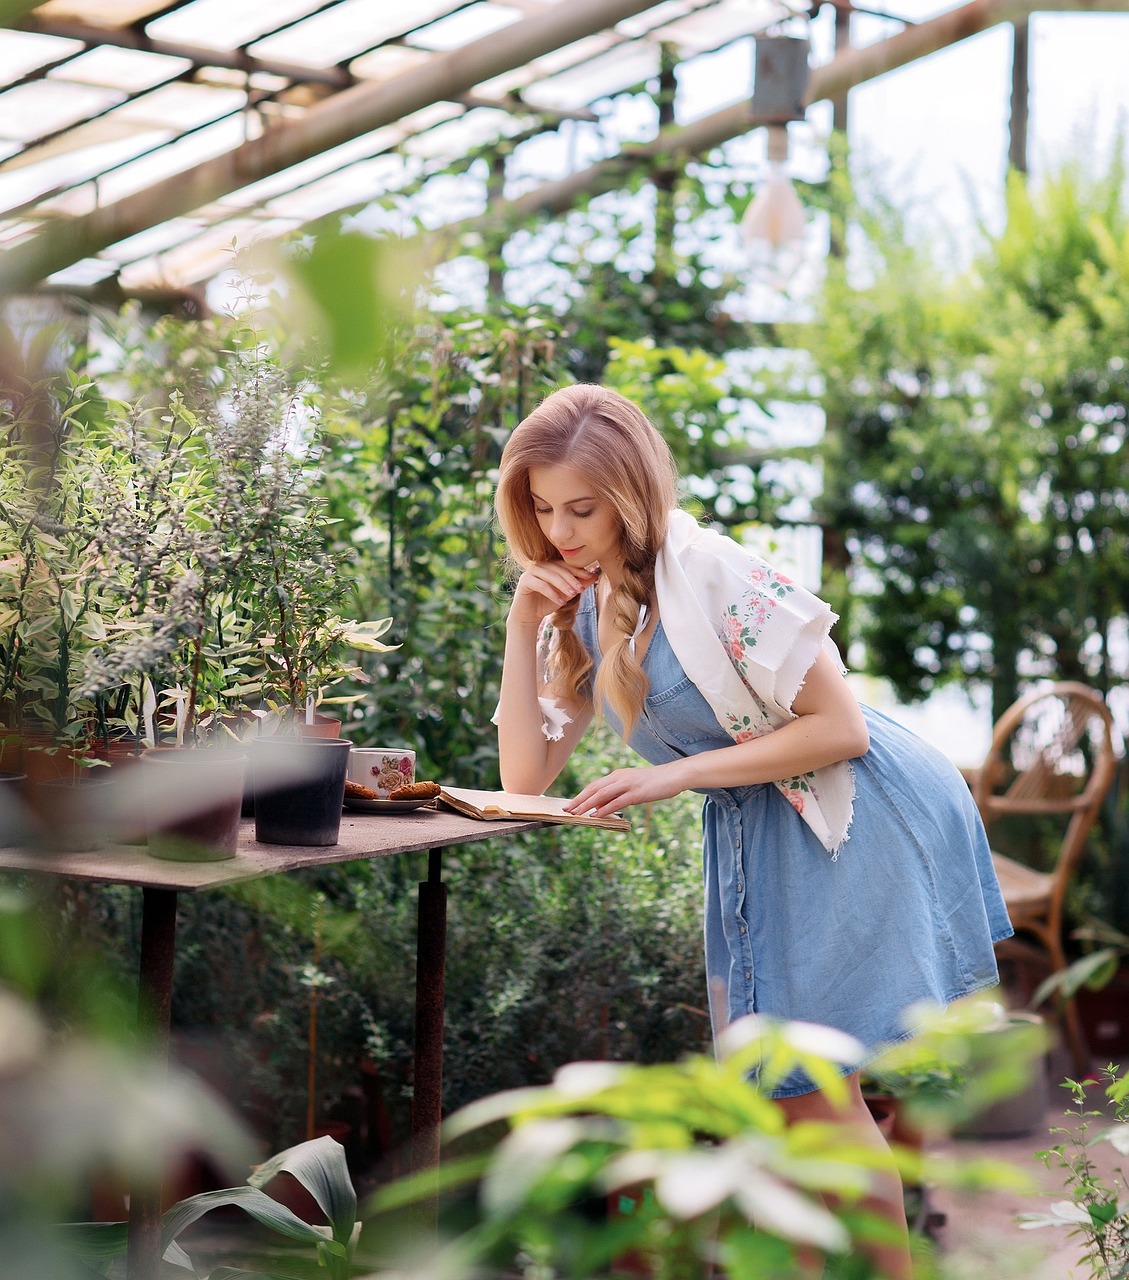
[127,887,179,1280]
[411,847,447,1181]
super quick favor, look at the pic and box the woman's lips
[559,546,583,558]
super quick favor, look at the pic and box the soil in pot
[251,737,350,847]
[141,748,247,862]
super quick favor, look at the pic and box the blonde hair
[495,383,679,736]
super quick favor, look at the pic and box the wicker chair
[972,682,1119,1075]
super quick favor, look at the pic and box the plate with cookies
[343,779,441,814]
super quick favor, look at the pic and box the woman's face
[528,464,622,571]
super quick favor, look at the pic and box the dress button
[739,924,746,934]
[737,882,744,893]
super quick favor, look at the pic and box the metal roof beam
[0,0,663,292]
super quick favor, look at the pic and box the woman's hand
[565,761,689,819]
[508,562,599,629]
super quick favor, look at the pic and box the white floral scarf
[655,509,855,855]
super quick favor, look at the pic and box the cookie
[345,780,381,800]
[388,780,441,801]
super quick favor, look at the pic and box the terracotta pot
[863,1093,898,1140]
[141,747,247,862]
[89,735,145,766]
[8,732,85,789]
[294,712,342,739]
[0,733,22,774]
[1076,964,1129,1056]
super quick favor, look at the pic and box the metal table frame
[0,807,543,1280]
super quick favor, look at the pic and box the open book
[438,786,629,831]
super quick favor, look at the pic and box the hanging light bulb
[740,124,807,287]
[740,34,812,291]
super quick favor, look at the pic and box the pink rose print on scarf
[725,710,772,742]
[722,614,745,663]
[777,774,814,815]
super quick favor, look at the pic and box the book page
[439,786,629,829]
[440,787,576,818]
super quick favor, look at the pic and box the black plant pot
[251,737,351,847]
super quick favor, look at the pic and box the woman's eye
[573,509,593,519]
[534,506,551,516]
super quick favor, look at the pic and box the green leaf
[54,1221,129,1261]
[1032,948,1118,1005]
[247,1135,356,1249]
[160,1185,329,1254]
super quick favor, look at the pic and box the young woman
[493,383,1012,1279]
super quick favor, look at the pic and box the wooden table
[0,806,544,1280]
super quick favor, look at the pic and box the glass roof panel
[0,81,125,143]
[45,256,119,287]
[49,46,193,92]
[99,217,206,264]
[36,184,98,217]
[394,101,465,135]
[349,45,433,81]
[93,114,248,205]
[522,43,659,110]
[0,217,41,246]
[267,153,412,222]
[249,0,465,68]
[527,32,617,78]
[35,1,172,25]
[475,29,621,99]
[110,82,247,130]
[0,134,170,213]
[261,163,395,221]
[405,3,524,52]
[217,126,405,209]
[0,30,84,85]
[119,215,287,287]
[402,107,522,159]
[145,0,324,52]
[615,2,691,37]
[472,65,536,98]
[654,0,789,53]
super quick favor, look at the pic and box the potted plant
[72,303,396,846]
[0,336,105,786]
[1017,1064,1129,1279]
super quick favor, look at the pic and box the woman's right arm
[496,563,595,795]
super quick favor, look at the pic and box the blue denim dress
[573,590,1013,1097]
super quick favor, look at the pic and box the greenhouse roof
[0,0,1126,300]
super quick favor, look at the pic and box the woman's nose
[549,511,572,542]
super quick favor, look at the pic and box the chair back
[973,681,1119,892]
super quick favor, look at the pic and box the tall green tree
[803,159,1129,721]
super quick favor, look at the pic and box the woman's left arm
[566,649,869,818]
